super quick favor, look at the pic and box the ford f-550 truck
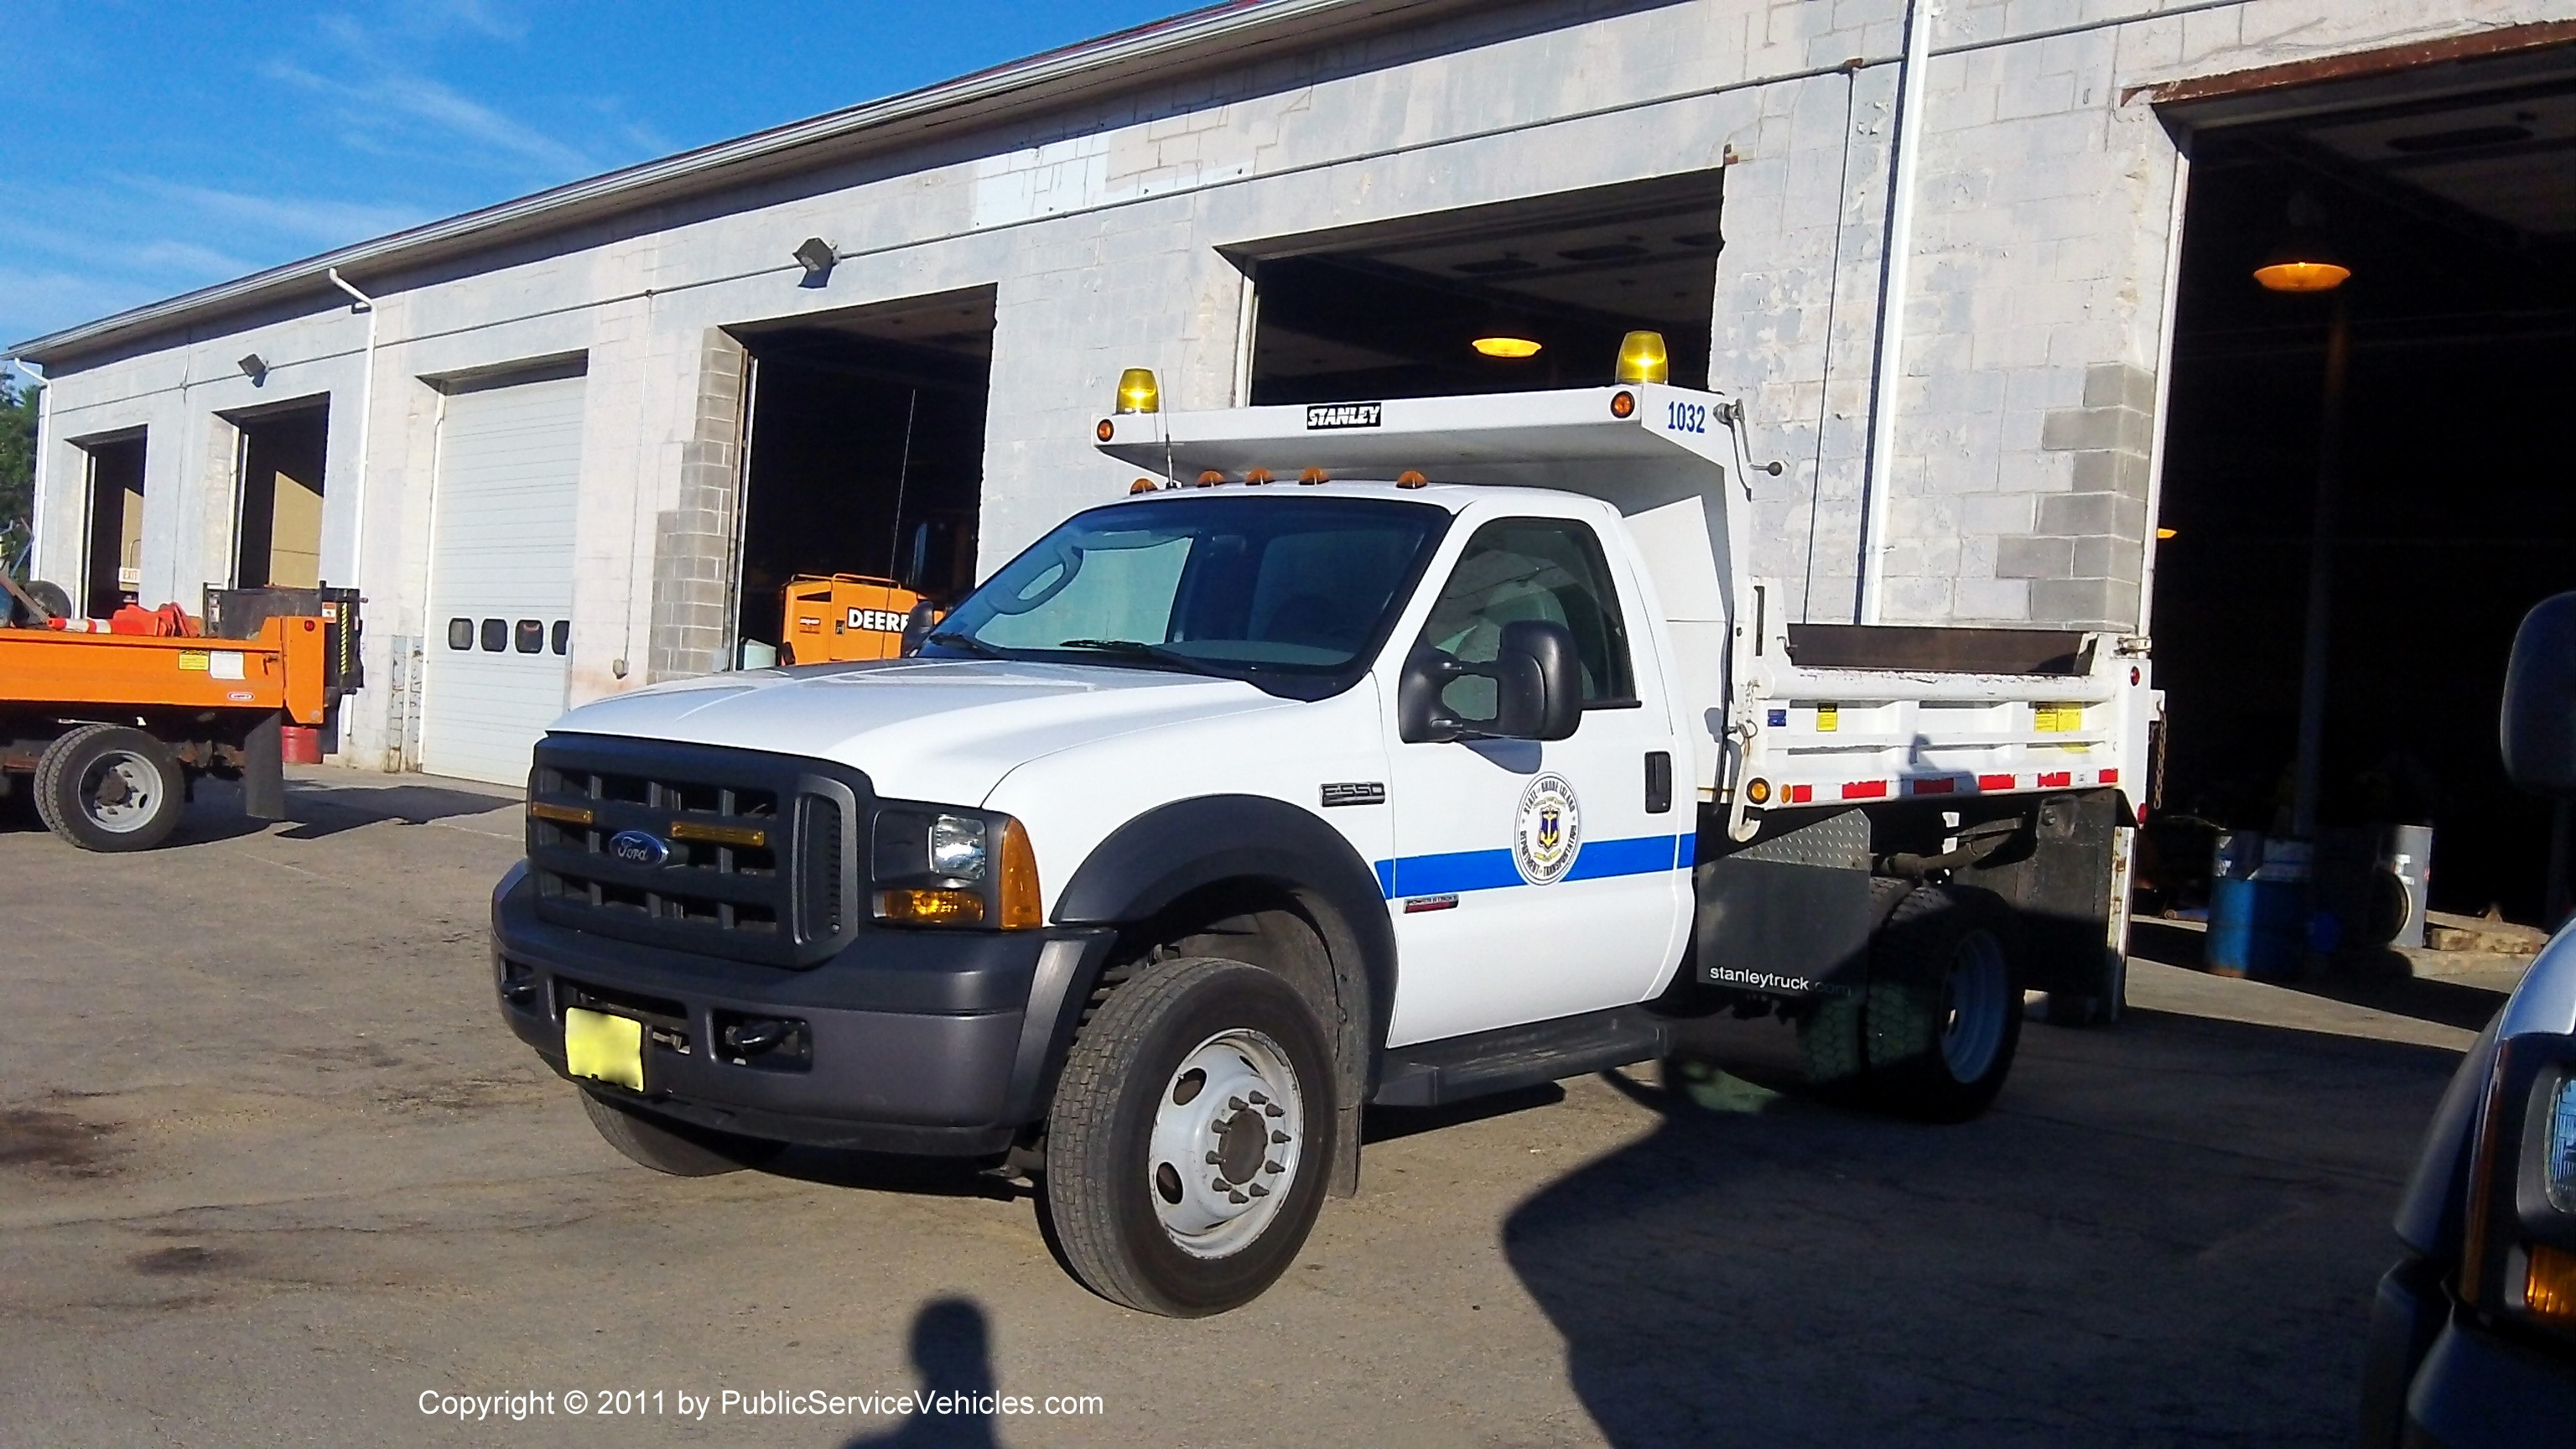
[491,346,2156,1316]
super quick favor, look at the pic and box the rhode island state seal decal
[1512,772,1582,886]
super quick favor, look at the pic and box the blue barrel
[2207,877,2308,981]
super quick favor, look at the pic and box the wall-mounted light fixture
[237,353,268,385]
[793,236,837,286]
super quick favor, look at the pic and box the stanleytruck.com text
[418,1389,1106,1422]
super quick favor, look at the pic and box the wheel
[1863,886,2023,1122]
[1041,956,1336,1317]
[34,724,185,851]
[577,1088,783,1176]
[1798,878,1914,1094]
[8,579,73,626]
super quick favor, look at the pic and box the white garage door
[421,373,585,786]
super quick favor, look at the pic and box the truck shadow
[1503,1010,2468,1447]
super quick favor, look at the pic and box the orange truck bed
[0,615,330,724]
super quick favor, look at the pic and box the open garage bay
[0,782,2500,1446]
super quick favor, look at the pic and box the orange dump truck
[1,579,361,850]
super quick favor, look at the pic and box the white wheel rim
[1939,930,2009,1083]
[1145,1028,1304,1259]
[80,752,164,834]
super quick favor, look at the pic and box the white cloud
[118,177,428,249]
[264,59,595,177]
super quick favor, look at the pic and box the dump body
[0,615,331,725]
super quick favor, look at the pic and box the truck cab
[492,361,2153,1316]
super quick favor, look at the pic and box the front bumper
[2362,1256,2576,1449]
[491,865,1108,1156]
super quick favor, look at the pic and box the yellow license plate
[564,1007,644,1091]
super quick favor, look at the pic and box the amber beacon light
[1614,330,1671,384]
[1114,367,1161,413]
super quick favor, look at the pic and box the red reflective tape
[2037,771,2073,787]
[1787,784,1814,804]
[1841,781,1888,799]
[2099,768,2120,785]
[1909,776,1955,795]
[1976,774,2016,792]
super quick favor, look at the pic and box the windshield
[923,496,1450,693]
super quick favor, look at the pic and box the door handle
[1645,751,1672,814]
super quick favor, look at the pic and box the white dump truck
[491,343,2157,1315]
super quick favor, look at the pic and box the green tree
[0,372,37,569]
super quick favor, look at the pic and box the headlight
[929,814,989,880]
[2463,1036,2576,1337]
[869,805,1041,930]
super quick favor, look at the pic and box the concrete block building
[13,0,2576,912]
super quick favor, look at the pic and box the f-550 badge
[1513,772,1581,886]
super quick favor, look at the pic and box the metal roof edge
[9,0,1396,366]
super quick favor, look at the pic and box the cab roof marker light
[1193,470,1223,488]
[1301,467,1330,486]
[1614,330,1670,385]
[1128,478,1158,496]
[1395,470,1428,487]
[1114,367,1160,415]
[1244,468,1274,486]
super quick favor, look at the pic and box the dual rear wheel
[1800,884,2025,1123]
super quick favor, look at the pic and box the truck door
[1379,512,1691,1046]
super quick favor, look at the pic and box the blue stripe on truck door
[1374,834,1687,899]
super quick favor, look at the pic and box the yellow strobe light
[1615,330,1671,384]
[1115,367,1161,414]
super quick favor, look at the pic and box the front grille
[526,736,863,967]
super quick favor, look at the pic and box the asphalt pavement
[0,769,2510,1446]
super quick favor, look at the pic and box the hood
[549,657,1290,806]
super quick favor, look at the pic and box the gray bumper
[491,866,1109,1156]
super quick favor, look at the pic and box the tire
[577,1088,783,1176]
[34,724,185,852]
[1862,886,2023,1122]
[1798,877,1916,1094]
[8,579,73,626]
[1041,956,1337,1317]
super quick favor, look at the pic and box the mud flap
[241,710,285,820]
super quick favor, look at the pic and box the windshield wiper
[1052,639,1225,677]
[922,631,1007,659]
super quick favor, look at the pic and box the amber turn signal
[2529,1243,2576,1324]
[1746,777,1772,805]
[998,818,1042,930]
[877,888,987,927]
[528,802,594,826]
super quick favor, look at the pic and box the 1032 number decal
[1664,401,1708,434]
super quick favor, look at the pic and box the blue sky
[0,0,1192,351]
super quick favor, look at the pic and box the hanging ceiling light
[2253,200,2350,293]
[1471,330,1541,359]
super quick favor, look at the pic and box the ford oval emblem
[607,829,671,867]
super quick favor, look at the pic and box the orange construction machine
[2,574,361,850]
[776,574,935,665]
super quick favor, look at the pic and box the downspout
[8,360,46,577]
[327,268,379,589]
[1855,0,1936,625]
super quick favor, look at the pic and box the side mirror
[899,600,940,657]
[2502,592,2576,797]
[1397,619,1584,744]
